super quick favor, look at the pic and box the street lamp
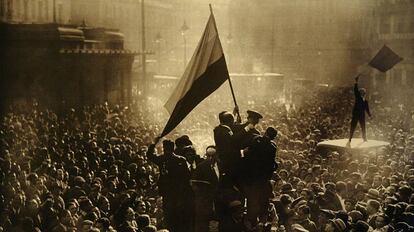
[181,20,189,69]
[155,32,162,74]
[140,0,147,98]
[317,51,322,83]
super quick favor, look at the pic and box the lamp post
[155,32,162,74]
[181,20,189,69]
[318,51,322,83]
[141,0,147,97]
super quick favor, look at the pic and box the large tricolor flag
[160,11,230,137]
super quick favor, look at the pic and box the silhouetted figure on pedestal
[347,75,372,146]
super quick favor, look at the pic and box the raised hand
[233,105,239,114]
[154,136,161,145]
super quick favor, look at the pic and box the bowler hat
[320,209,335,219]
[281,183,295,193]
[349,210,363,222]
[366,188,380,200]
[329,218,346,232]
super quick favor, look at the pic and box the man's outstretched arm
[354,75,362,100]
[147,143,161,165]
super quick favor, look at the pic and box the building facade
[371,0,414,97]
[0,23,136,112]
[0,0,71,24]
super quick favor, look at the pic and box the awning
[58,27,85,41]
[104,31,124,42]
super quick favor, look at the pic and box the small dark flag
[369,45,403,72]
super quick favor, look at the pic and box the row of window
[379,15,414,34]
[0,0,64,23]
[376,69,414,88]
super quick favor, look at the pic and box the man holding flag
[347,45,402,146]
[147,5,244,232]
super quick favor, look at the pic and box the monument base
[317,138,390,153]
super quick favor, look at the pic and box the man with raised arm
[147,140,193,232]
[347,75,372,146]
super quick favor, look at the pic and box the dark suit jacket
[353,83,371,118]
[187,154,205,175]
[147,147,192,200]
[192,159,221,219]
[193,159,220,195]
[213,124,242,170]
[244,135,277,182]
[232,122,261,150]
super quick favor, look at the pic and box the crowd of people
[0,104,164,232]
[0,82,413,232]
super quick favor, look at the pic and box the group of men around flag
[146,109,278,232]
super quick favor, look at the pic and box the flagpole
[209,4,241,120]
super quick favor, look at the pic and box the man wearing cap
[325,218,346,232]
[233,110,263,150]
[319,209,336,231]
[366,199,381,225]
[296,205,318,232]
[147,140,193,232]
[351,220,370,232]
[365,189,381,202]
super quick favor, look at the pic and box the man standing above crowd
[213,111,242,179]
[347,75,371,146]
[233,110,263,151]
[147,140,193,232]
[243,127,278,229]
[214,109,264,177]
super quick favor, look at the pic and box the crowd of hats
[0,104,165,231]
[0,85,413,232]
